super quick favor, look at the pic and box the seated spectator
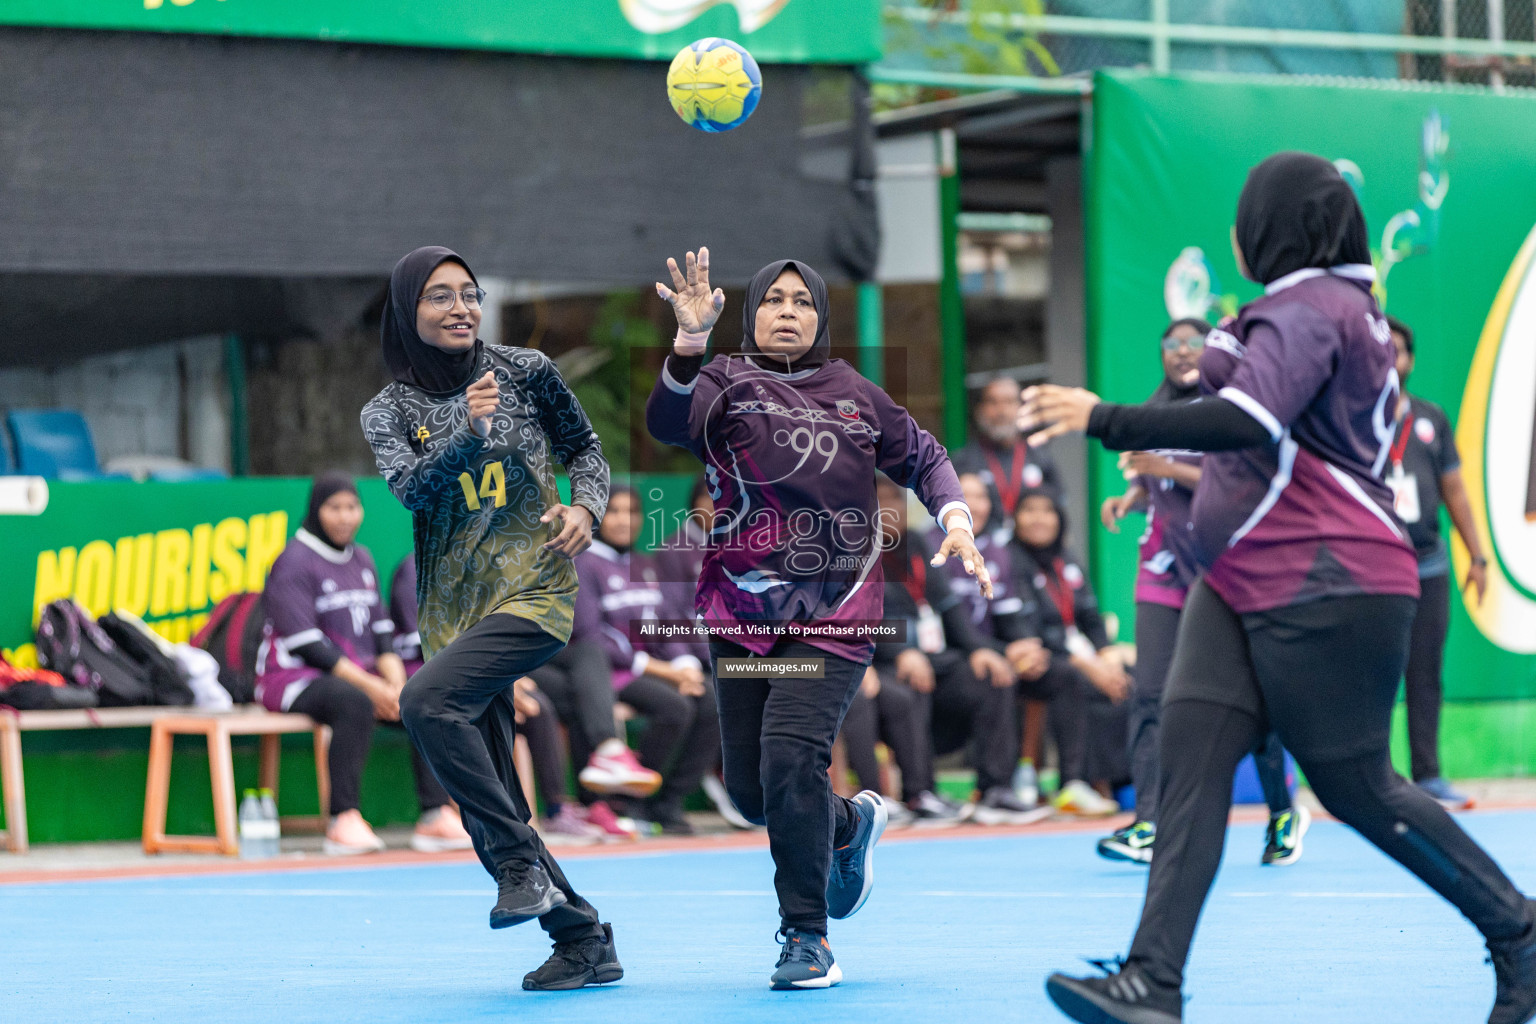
[953,377,1061,531]
[1008,486,1130,817]
[393,554,609,842]
[257,474,472,855]
[575,485,721,835]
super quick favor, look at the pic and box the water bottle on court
[258,787,281,857]
[238,788,279,859]
[1012,759,1040,809]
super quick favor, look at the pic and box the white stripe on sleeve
[1218,386,1284,443]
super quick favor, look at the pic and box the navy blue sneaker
[770,929,842,990]
[1046,958,1182,1023]
[1488,900,1536,1024]
[826,789,888,920]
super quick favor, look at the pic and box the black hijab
[1148,317,1213,404]
[382,246,483,394]
[599,484,640,555]
[1234,152,1372,286]
[740,259,831,373]
[303,472,360,551]
[1012,485,1067,563]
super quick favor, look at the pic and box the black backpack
[34,600,155,707]
[190,592,265,704]
[98,612,195,707]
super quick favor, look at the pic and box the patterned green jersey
[361,345,610,658]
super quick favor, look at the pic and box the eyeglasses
[418,287,487,312]
[1161,333,1206,352]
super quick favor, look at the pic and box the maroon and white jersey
[1134,449,1203,610]
[574,541,701,689]
[1193,267,1419,613]
[255,529,393,711]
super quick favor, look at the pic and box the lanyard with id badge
[1385,412,1420,524]
[905,554,947,654]
[1043,559,1096,659]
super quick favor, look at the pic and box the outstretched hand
[932,527,994,599]
[1019,384,1101,447]
[656,247,726,350]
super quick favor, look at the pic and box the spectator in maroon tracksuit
[573,485,721,835]
[257,474,470,856]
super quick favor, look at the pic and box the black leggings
[1018,659,1091,784]
[616,673,721,813]
[1127,581,1531,990]
[711,636,865,935]
[1404,570,1451,781]
[840,669,934,801]
[287,675,449,817]
[521,687,571,813]
[531,640,620,801]
[400,613,603,945]
[930,653,1016,794]
[1129,600,1292,824]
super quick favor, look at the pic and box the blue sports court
[8,809,1534,1024]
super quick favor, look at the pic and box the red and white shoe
[411,805,474,853]
[579,739,662,798]
[582,801,640,842]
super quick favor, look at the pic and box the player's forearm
[1441,469,1486,560]
[1088,398,1271,452]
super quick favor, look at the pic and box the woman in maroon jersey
[1025,153,1535,1024]
[646,247,989,991]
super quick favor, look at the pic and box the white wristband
[673,328,711,357]
[939,501,975,536]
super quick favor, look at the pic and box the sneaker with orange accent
[582,801,639,841]
[826,790,888,920]
[411,805,475,852]
[578,739,663,798]
[322,810,386,856]
[770,929,842,990]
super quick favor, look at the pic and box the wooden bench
[0,705,327,856]
[142,709,331,857]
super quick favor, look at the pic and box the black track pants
[840,670,935,800]
[1125,582,1531,991]
[400,613,603,944]
[1128,601,1292,824]
[711,636,866,936]
[1404,570,1451,781]
[616,673,722,813]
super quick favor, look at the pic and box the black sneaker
[490,860,567,929]
[826,790,888,920]
[1046,959,1182,1024]
[1488,901,1536,1024]
[908,790,965,825]
[647,800,696,836]
[770,928,842,990]
[523,923,624,991]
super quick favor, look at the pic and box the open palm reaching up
[656,247,726,354]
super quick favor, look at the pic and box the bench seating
[0,705,328,856]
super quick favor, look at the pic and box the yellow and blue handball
[666,37,762,133]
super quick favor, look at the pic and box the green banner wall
[1086,71,1536,722]
[0,0,880,63]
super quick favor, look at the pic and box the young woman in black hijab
[1025,154,1536,1024]
[646,248,989,990]
[361,246,620,992]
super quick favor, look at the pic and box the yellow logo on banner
[19,510,289,661]
[1455,222,1536,653]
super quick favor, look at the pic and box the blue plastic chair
[7,410,106,480]
[0,432,12,475]
[148,465,229,482]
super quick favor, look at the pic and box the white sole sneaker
[968,803,1054,827]
[784,963,843,990]
[410,832,474,853]
[701,773,757,830]
[1264,804,1311,867]
[833,791,888,920]
[323,836,385,856]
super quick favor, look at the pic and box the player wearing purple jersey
[362,246,621,992]
[1095,320,1303,867]
[646,248,991,990]
[1028,154,1536,1024]
[256,474,469,856]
